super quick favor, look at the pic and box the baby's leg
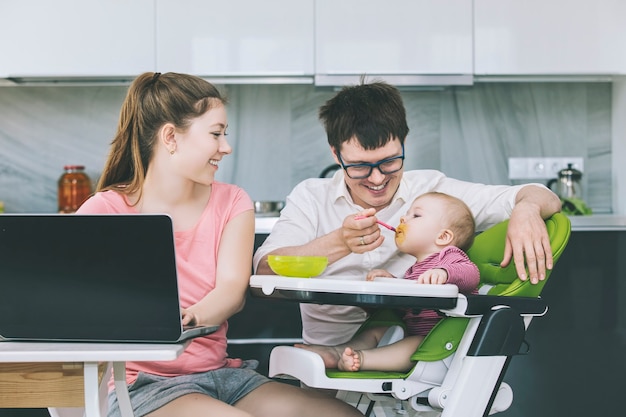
[338,347,362,372]
[294,326,389,369]
[294,344,345,368]
[352,335,424,372]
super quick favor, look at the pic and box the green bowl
[267,255,328,278]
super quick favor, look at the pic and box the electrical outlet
[508,157,584,180]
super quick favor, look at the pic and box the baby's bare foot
[294,343,342,368]
[338,347,361,372]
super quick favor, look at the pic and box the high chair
[260,212,571,417]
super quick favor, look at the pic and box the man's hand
[501,188,559,284]
[343,208,384,254]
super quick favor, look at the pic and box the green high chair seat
[268,213,571,417]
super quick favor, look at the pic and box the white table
[249,275,545,316]
[0,341,188,417]
[249,275,460,310]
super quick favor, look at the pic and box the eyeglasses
[336,144,405,179]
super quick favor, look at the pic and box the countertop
[567,214,626,231]
[255,216,279,234]
[255,215,626,234]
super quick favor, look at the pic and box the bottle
[58,165,92,213]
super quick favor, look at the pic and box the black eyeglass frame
[336,144,405,179]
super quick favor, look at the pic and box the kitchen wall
[0,82,612,213]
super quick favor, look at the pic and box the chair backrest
[411,212,571,362]
[467,212,571,297]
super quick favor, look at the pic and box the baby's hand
[416,268,449,285]
[366,269,395,281]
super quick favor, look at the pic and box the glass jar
[58,165,92,213]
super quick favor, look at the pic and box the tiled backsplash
[0,82,612,213]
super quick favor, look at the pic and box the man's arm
[501,185,562,284]
[255,208,384,275]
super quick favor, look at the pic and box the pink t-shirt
[402,246,479,336]
[76,183,253,384]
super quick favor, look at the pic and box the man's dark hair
[318,80,409,151]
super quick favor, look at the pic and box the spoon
[354,215,396,232]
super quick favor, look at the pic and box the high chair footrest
[269,346,412,396]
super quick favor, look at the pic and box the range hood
[314,74,473,87]
[1,73,474,88]
[2,73,613,88]
[6,73,610,88]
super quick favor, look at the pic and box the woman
[77,72,361,417]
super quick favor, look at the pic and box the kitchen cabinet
[497,229,626,417]
[156,0,314,77]
[475,0,626,75]
[314,0,473,84]
[0,0,155,79]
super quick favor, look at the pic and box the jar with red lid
[58,165,92,213]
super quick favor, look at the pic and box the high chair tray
[249,275,459,309]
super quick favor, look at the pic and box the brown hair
[318,79,409,151]
[418,192,476,251]
[96,72,227,200]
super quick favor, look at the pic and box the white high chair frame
[250,275,547,417]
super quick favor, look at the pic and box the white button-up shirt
[253,169,534,345]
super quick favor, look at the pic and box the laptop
[0,214,219,343]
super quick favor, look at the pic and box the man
[253,81,561,346]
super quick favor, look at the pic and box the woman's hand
[181,308,198,326]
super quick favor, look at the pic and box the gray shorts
[107,360,270,417]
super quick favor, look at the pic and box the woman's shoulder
[212,181,250,199]
[77,190,134,213]
[213,181,244,191]
[211,182,253,209]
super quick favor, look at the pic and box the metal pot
[547,163,582,199]
[254,201,285,217]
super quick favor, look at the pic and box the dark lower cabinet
[499,230,626,417]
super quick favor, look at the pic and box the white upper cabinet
[475,0,626,75]
[0,0,155,78]
[4,0,622,82]
[315,0,473,80]
[156,0,314,77]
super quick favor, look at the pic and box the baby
[296,192,480,372]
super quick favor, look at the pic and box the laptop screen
[0,214,186,342]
